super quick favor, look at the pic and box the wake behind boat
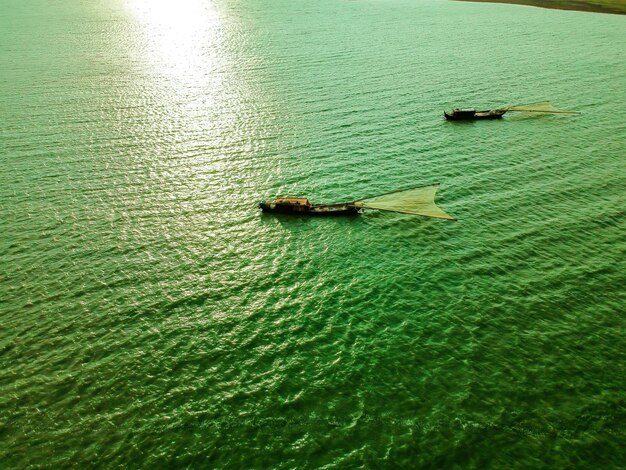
[259,184,456,220]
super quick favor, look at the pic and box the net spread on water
[353,184,456,220]
[505,101,578,114]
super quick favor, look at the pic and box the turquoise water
[1,0,625,467]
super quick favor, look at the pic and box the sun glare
[127,0,222,88]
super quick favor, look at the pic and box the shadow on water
[258,210,364,231]
[442,118,508,126]
[258,209,453,237]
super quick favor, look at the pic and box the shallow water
[1,0,625,467]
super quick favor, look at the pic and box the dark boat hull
[259,201,360,216]
[444,109,507,121]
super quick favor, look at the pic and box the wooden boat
[444,109,507,121]
[444,102,578,121]
[259,197,360,216]
[259,185,456,220]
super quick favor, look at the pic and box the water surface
[1,0,625,467]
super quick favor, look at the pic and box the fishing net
[506,101,577,114]
[354,184,456,220]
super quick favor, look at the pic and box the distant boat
[443,101,579,121]
[259,184,456,220]
[259,197,360,216]
[444,101,578,121]
[444,109,506,121]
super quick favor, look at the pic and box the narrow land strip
[454,0,626,15]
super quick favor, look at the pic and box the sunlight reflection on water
[126,0,224,95]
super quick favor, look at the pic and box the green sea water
[1,0,625,467]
